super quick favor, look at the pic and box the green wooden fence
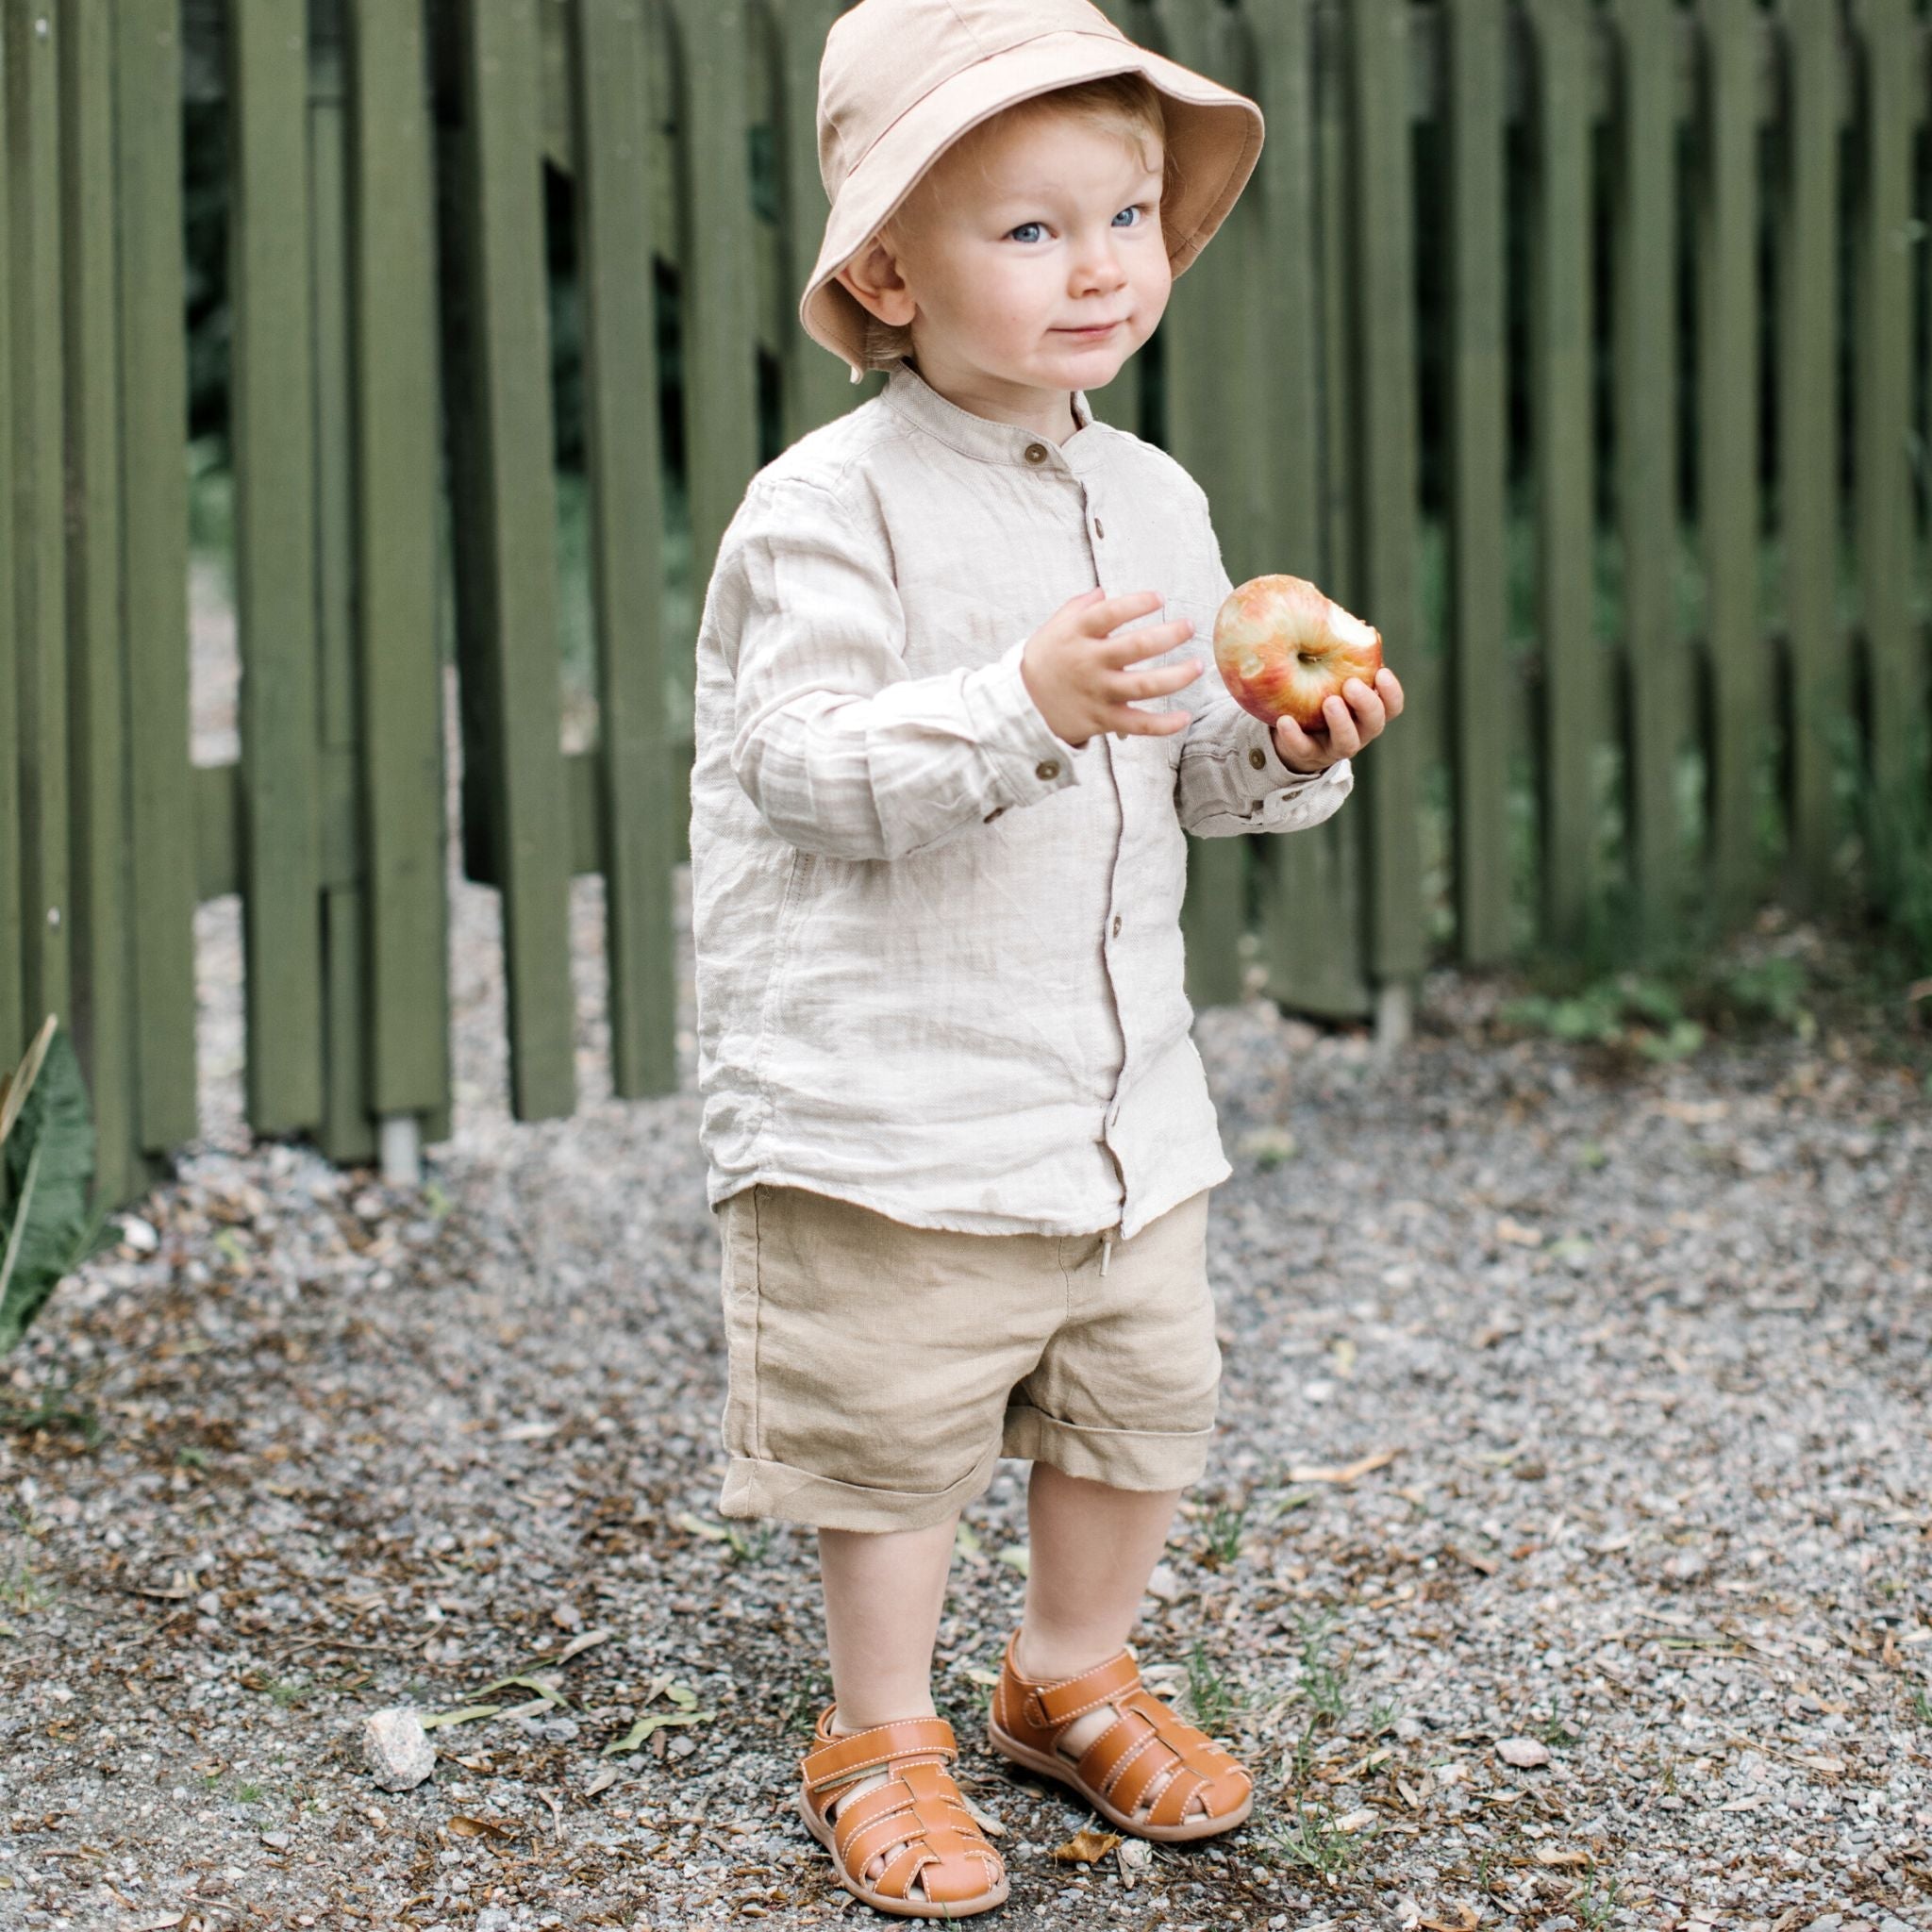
[3,0,1928,1210]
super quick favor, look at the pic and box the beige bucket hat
[800,0,1264,381]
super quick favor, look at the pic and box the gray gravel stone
[360,1707,437,1790]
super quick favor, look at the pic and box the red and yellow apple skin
[1211,574,1385,732]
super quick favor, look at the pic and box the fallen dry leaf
[960,1794,1006,1839]
[445,1814,515,1840]
[1534,1844,1591,1867]
[554,1626,614,1665]
[1051,1827,1122,1864]
[1419,1907,1481,1932]
[1494,1217,1542,1247]
[1285,1447,1400,1485]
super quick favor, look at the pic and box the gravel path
[2,607,1928,1927]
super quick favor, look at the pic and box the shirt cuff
[1232,708,1332,795]
[963,636,1082,813]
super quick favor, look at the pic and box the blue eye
[1007,206,1150,243]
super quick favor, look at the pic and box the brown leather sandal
[797,1708,1009,1919]
[988,1634,1253,1842]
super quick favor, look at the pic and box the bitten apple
[1212,574,1384,732]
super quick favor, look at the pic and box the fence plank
[1607,0,1682,943]
[308,48,375,1163]
[775,0,874,444]
[1774,0,1844,905]
[58,0,140,1202]
[113,0,198,1149]
[1273,6,1374,1020]
[1151,0,1246,1009]
[449,0,575,1120]
[1851,0,1924,810]
[349,0,450,1122]
[1243,0,1345,1012]
[1346,0,1425,990]
[574,0,677,1097]
[1523,0,1597,947]
[8,0,71,1036]
[673,0,762,602]
[0,12,18,1060]
[1695,0,1765,918]
[1442,0,1511,965]
[231,0,325,1132]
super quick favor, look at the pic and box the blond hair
[857,72,1177,374]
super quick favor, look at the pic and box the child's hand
[1272,667,1405,774]
[1021,589,1205,747]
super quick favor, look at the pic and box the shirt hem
[707,1165,1224,1241]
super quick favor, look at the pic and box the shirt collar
[881,358,1101,473]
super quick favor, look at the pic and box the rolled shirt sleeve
[724,477,1079,860]
[1172,486,1353,839]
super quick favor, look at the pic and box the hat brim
[799,30,1262,380]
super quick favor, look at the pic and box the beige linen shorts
[714,1184,1220,1533]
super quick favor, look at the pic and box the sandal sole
[987,1718,1254,1844]
[796,1789,1010,1919]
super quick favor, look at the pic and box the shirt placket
[1050,441,1140,1216]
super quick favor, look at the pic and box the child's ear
[834,236,917,327]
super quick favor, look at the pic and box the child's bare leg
[1015,1463,1182,1760]
[820,1515,958,1728]
[814,1514,960,1892]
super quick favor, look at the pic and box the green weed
[1204,1503,1248,1566]
[1184,1640,1242,1737]
[1259,1801,1356,1877]
[0,1398,100,1444]
[1,1560,52,1615]
[1294,1611,1349,1725]
[1574,1870,1622,1927]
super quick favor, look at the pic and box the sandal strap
[1011,1643,1143,1730]
[799,1717,1003,1907]
[995,1635,1253,1831]
[801,1712,958,1795]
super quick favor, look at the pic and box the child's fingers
[1106,703,1192,736]
[1272,714,1326,768]
[1077,590,1166,636]
[1106,658,1204,704]
[1341,676,1387,737]
[1096,619,1195,663]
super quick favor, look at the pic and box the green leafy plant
[1,1018,103,1354]
[1499,975,1705,1063]
[1856,722,1932,976]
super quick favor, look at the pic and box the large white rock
[361,1707,437,1790]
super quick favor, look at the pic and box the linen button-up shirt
[689,358,1353,1240]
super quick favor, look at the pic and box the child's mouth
[1056,322,1121,339]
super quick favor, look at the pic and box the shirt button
[1036,758,1060,781]
[1093,517,1105,539]
[1024,442,1048,465]
[984,806,1008,823]
[1111,913,1123,938]
[1248,746,1267,770]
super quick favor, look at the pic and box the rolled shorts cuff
[1000,1403,1215,1491]
[719,1440,1004,1534]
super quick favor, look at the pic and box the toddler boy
[689,0,1404,1914]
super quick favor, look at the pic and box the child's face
[839,107,1173,424]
